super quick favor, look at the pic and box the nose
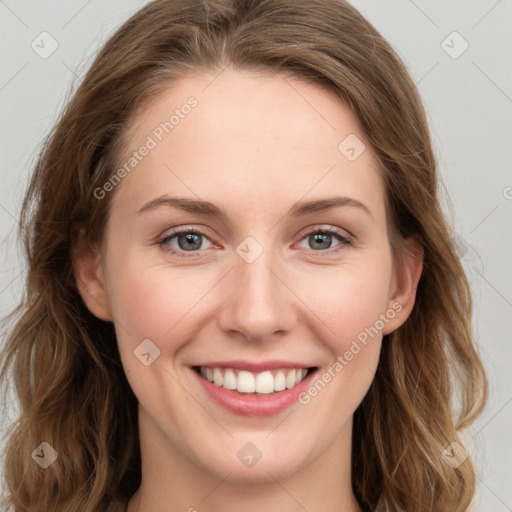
[216,245,297,342]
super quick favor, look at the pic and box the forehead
[110,68,385,221]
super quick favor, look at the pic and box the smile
[191,362,318,417]
[196,366,310,394]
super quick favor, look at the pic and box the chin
[192,436,316,483]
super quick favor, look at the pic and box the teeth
[197,366,309,394]
[237,371,255,393]
[255,371,274,394]
[274,371,286,391]
[223,368,237,390]
[213,368,223,386]
[286,369,297,389]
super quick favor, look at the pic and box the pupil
[176,232,332,252]
[179,233,201,251]
[311,233,331,250]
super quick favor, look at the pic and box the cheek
[107,263,203,343]
[105,231,393,353]
[104,255,203,418]
[299,273,388,426]
[107,246,392,348]
[294,257,391,410]
[101,245,187,362]
[297,258,392,347]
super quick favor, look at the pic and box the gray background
[1,0,511,510]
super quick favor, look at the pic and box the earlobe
[72,229,113,322]
[382,236,424,335]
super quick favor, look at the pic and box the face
[76,68,421,484]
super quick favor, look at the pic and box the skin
[74,68,423,512]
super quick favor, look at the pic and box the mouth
[191,363,318,416]
[192,365,316,394]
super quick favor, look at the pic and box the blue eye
[158,226,353,258]
[159,228,213,258]
[297,227,353,254]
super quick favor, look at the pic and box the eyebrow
[137,195,372,220]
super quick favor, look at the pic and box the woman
[0,0,488,510]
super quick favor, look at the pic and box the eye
[296,226,353,254]
[158,225,353,259]
[159,227,214,258]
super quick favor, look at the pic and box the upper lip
[192,360,315,372]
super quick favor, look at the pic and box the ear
[72,228,113,322]
[382,236,423,335]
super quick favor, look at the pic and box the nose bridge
[218,237,296,341]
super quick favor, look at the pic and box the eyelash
[158,225,353,259]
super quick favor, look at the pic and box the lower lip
[192,368,317,417]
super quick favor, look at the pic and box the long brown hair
[0,0,488,510]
